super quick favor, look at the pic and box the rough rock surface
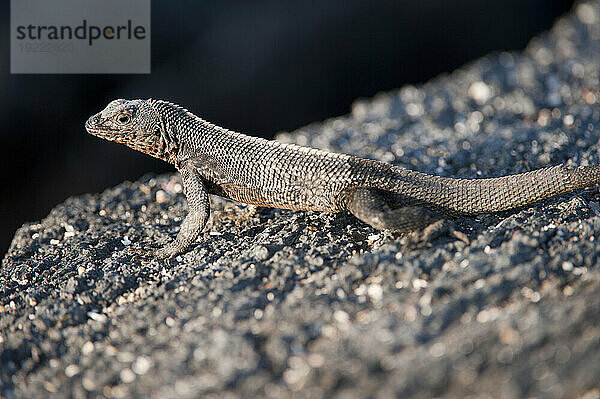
[2,2,600,398]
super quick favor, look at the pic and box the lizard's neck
[151,99,231,163]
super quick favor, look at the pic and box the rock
[2,2,600,398]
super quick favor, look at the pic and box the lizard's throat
[122,139,175,164]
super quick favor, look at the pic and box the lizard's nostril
[86,114,100,129]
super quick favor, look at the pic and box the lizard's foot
[215,203,259,225]
[402,219,469,247]
[124,242,183,261]
[154,241,183,260]
[125,246,157,262]
[153,236,204,259]
[231,204,259,223]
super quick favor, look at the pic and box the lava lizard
[86,99,600,258]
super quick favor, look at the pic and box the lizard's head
[86,99,176,163]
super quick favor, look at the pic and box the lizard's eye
[117,113,131,125]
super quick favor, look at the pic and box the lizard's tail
[384,164,600,216]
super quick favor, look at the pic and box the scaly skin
[86,99,600,258]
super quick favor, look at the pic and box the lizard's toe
[402,219,469,247]
[153,239,193,259]
[154,245,177,260]
[125,246,156,262]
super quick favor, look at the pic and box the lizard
[85,99,600,258]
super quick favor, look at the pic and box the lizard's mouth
[85,114,104,135]
[85,114,122,140]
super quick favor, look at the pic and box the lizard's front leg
[155,160,210,259]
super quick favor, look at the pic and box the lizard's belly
[219,183,345,212]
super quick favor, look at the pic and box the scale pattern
[85,99,600,257]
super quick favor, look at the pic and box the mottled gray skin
[86,99,600,258]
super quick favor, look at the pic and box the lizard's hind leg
[347,188,442,232]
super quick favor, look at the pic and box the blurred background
[1,0,575,254]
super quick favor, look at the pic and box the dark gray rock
[2,2,600,398]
